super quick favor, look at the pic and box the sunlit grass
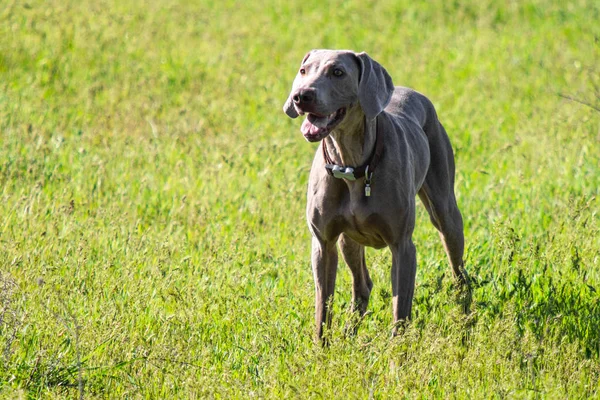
[1,0,599,397]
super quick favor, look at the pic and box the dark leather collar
[322,119,383,180]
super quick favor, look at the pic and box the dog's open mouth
[300,108,346,141]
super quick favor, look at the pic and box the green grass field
[1,0,599,398]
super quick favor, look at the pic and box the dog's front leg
[311,236,339,343]
[390,238,417,336]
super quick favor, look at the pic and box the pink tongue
[301,115,330,136]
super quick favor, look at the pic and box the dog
[283,50,470,341]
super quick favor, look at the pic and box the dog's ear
[300,50,313,64]
[354,52,395,119]
[283,51,314,118]
[283,93,299,118]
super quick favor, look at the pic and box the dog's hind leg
[339,234,373,316]
[418,118,470,289]
[419,186,468,285]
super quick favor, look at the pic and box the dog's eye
[333,68,344,77]
[300,68,306,75]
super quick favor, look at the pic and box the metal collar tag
[325,164,356,181]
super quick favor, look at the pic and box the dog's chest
[336,199,393,249]
[308,174,407,248]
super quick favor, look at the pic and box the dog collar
[322,120,383,180]
[322,120,383,196]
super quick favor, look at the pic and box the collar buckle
[325,164,356,181]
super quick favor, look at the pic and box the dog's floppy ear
[354,52,394,119]
[283,94,299,118]
[283,51,314,118]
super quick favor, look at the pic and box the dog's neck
[324,106,377,167]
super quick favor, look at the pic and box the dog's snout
[292,89,315,105]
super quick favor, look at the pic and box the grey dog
[283,49,470,341]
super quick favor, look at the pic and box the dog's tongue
[301,114,331,136]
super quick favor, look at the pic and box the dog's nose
[292,89,315,105]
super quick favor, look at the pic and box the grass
[1,0,599,397]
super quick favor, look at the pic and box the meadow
[1,0,599,398]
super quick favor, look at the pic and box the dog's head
[283,50,394,142]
